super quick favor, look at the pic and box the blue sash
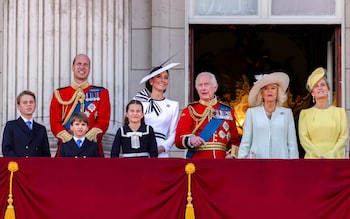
[63,86,103,130]
[186,105,229,158]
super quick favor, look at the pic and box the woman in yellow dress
[298,67,348,158]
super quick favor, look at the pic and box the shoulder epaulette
[218,101,233,109]
[56,86,71,91]
[187,101,199,107]
[91,85,105,89]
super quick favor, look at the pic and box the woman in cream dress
[238,72,299,159]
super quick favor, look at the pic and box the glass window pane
[194,0,257,16]
[272,0,335,16]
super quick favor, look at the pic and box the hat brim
[306,67,326,91]
[248,72,290,106]
[139,63,180,84]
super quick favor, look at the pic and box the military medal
[213,109,233,120]
[87,103,96,113]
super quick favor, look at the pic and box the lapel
[273,107,285,118]
[31,120,40,136]
[274,106,281,113]
[72,139,87,152]
[16,117,33,144]
[16,117,32,134]
[79,139,90,151]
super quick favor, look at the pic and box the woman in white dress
[134,63,180,157]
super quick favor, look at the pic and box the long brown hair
[123,100,145,125]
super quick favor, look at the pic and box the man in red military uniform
[50,54,111,157]
[175,72,240,159]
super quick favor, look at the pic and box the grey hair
[195,72,218,86]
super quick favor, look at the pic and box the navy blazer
[2,117,51,157]
[59,138,100,158]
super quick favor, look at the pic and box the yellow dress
[298,106,348,158]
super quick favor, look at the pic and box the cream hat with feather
[248,72,290,106]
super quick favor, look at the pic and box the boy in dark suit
[2,90,51,157]
[58,112,100,158]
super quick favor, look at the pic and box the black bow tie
[134,89,162,116]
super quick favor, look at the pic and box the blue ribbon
[186,105,229,158]
[64,86,103,130]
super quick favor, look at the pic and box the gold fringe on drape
[4,161,19,219]
[185,163,196,219]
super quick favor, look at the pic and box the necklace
[265,111,272,119]
[264,105,275,119]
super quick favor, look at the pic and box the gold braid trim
[188,105,213,134]
[85,127,103,143]
[195,142,227,152]
[181,134,193,148]
[54,89,78,105]
[57,130,73,143]
[230,145,239,158]
[54,89,86,126]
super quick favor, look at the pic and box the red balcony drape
[1,158,350,219]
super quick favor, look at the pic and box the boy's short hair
[70,112,89,125]
[17,90,36,105]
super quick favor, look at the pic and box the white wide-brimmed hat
[248,72,290,106]
[139,63,180,84]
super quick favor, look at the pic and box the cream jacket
[238,106,299,158]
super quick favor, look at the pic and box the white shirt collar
[73,136,86,142]
[21,116,33,123]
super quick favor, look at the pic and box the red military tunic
[50,81,111,157]
[175,99,240,159]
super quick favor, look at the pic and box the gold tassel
[185,163,196,219]
[4,161,19,219]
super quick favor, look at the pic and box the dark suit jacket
[2,117,51,157]
[59,138,100,158]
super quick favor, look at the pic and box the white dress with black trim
[134,89,179,158]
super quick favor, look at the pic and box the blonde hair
[255,85,287,106]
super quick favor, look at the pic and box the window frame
[188,0,343,24]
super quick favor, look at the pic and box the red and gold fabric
[50,81,111,157]
[175,98,240,159]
